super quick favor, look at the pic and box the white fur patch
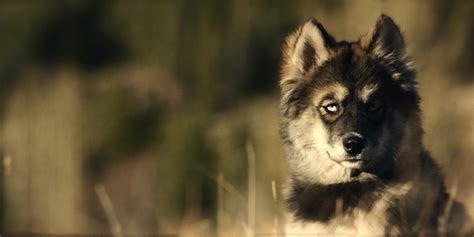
[392,72,401,80]
[359,84,378,103]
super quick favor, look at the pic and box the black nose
[343,134,365,156]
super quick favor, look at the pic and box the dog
[279,14,472,235]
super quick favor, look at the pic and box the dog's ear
[283,19,335,74]
[279,19,335,117]
[359,14,406,61]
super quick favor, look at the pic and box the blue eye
[324,103,339,114]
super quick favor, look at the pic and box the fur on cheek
[287,110,351,184]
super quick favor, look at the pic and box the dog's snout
[342,133,365,156]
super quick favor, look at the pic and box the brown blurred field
[0,0,472,236]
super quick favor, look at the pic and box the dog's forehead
[310,82,379,104]
[311,83,348,103]
[350,45,385,88]
[311,44,383,102]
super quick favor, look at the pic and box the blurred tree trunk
[0,70,88,233]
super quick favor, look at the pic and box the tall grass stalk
[246,140,256,237]
[95,184,123,237]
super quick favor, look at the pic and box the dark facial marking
[365,96,386,124]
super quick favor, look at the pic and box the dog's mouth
[326,149,393,180]
[326,151,368,169]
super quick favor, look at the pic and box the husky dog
[279,14,472,235]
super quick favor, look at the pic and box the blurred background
[0,0,472,236]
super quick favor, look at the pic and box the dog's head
[280,15,421,184]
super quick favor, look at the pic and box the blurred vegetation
[0,0,472,235]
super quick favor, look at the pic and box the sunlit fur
[279,15,472,235]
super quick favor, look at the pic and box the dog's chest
[285,197,396,236]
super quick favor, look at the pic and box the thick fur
[279,15,472,236]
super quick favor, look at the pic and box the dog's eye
[324,103,339,114]
[368,100,383,112]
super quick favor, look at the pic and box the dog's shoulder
[395,152,473,234]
